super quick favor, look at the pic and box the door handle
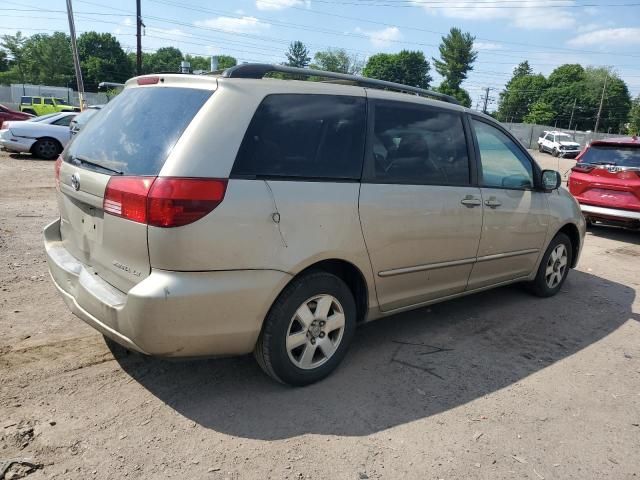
[460,196,482,207]
[484,197,502,208]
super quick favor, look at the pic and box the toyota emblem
[71,173,81,191]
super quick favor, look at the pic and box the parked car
[19,96,79,116]
[538,131,582,158]
[0,111,76,159]
[69,105,103,135]
[44,65,585,386]
[568,136,640,229]
[0,103,33,127]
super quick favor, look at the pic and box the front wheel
[552,148,559,157]
[254,271,356,386]
[527,233,572,297]
[538,143,544,152]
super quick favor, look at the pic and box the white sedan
[0,112,77,159]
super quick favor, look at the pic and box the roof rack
[221,63,460,105]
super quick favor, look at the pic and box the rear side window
[581,146,640,167]
[52,115,74,126]
[65,87,212,175]
[21,96,32,104]
[44,98,54,105]
[232,94,366,180]
[366,101,470,185]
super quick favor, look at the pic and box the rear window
[232,94,366,180]
[21,96,32,104]
[581,145,640,167]
[65,87,212,175]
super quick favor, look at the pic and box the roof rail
[221,63,460,105]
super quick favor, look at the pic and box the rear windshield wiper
[70,155,123,175]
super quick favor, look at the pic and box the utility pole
[65,0,84,111]
[594,74,608,134]
[482,87,494,114]
[136,0,144,75]
[568,97,577,130]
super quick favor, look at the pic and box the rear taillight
[104,177,155,223]
[54,157,62,190]
[571,164,595,173]
[103,177,227,228]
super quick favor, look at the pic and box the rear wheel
[527,233,572,297]
[254,271,356,386]
[22,109,36,116]
[32,138,62,160]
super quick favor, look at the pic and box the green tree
[628,95,640,135]
[21,32,74,87]
[523,101,556,125]
[584,67,631,133]
[312,48,363,75]
[285,41,310,68]
[511,60,532,80]
[434,28,477,89]
[362,50,432,88]
[1,32,28,82]
[0,50,8,72]
[185,54,211,71]
[497,71,547,122]
[217,55,237,70]
[146,47,183,73]
[78,32,133,90]
[432,28,477,107]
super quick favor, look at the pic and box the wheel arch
[283,258,370,325]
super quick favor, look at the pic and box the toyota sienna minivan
[44,64,585,385]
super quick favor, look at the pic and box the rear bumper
[0,131,35,153]
[44,219,291,357]
[580,204,640,222]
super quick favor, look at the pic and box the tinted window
[232,94,366,180]
[52,115,74,126]
[56,98,68,105]
[581,146,640,167]
[473,119,533,189]
[33,98,42,105]
[368,102,469,185]
[65,87,212,176]
[44,98,54,105]
[21,96,32,104]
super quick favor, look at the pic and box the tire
[22,109,36,116]
[254,270,357,386]
[538,143,544,152]
[527,232,572,298]
[32,138,62,160]
[552,148,559,157]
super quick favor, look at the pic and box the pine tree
[285,41,311,68]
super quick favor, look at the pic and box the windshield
[581,145,640,167]
[65,86,212,175]
[56,98,69,105]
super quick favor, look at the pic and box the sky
[2,0,640,110]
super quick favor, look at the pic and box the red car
[0,103,33,129]
[568,136,640,229]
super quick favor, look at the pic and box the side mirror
[541,169,561,190]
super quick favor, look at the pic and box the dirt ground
[1,149,639,480]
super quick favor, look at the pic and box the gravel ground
[1,149,639,480]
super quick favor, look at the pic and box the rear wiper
[71,155,123,175]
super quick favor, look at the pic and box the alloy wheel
[286,294,345,370]
[545,244,568,289]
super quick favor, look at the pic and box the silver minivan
[44,64,585,385]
